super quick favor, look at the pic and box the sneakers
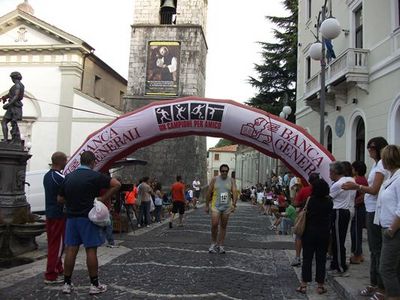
[61,282,107,295]
[106,243,119,248]
[44,276,64,284]
[89,283,107,295]
[62,283,74,294]
[208,244,226,254]
[269,225,277,230]
[208,244,218,253]
[291,257,301,267]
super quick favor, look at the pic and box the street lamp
[309,0,341,144]
[278,103,293,174]
[279,105,292,119]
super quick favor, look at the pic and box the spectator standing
[291,173,320,267]
[377,145,400,300]
[263,188,274,215]
[185,185,194,209]
[192,177,201,208]
[289,176,300,201]
[283,172,289,189]
[256,188,265,211]
[250,186,256,205]
[125,184,138,221]
[169,175,186,228]
[342,137,389,299]
[137,177,153,228]
[329,161,357,277]
[58,151,121,295]
[154,189,163,223]
[349,161,368,264]
[43,151,67,284]
[296,178,333,295]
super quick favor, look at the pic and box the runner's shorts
[211,206,233,215]
[172,201,185,215]
[65,217,105,248]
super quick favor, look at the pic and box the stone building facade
[296,0,400,168]
[0,3,124,171]
[123,0,208,188]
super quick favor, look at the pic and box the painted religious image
[145,41,180,96]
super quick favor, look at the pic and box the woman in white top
[329,161,356,276]
[377,145,400,300]
[342,137,389,298]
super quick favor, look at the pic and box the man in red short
[169,175,185,228]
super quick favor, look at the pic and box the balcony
[304,48,369,110]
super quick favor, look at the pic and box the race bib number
[220,192,229,204]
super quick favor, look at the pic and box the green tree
[247,0,298,123]
[214,138,233,148]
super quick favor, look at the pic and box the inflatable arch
[64,97,335,184]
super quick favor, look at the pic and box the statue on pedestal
[1,71,24,144]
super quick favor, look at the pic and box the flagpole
[320,4,326,145]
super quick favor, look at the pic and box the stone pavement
[0,202,370,299]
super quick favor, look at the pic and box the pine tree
[247,0,298,123]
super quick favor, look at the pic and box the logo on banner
[240,117,280,144]
[155,103,224,131]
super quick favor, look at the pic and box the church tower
[124,0,208,187]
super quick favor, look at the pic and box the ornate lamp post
[278,103,293,174]
[309,0,341,144]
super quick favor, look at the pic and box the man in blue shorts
[58,151,120,295]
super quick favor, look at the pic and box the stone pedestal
[0,142,45,258]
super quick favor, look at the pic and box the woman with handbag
[296,178,333,295]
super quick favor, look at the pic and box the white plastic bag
[150,199,155,212]
[88,199,111,227]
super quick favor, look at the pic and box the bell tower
[124,0,208,187]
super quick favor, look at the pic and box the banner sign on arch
[64,97,335,183]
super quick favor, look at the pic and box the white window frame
[305,0,312,21]
[391,0,400,30]
[346,109,366,162]
[348,0,362,48]
[388,93,400,144]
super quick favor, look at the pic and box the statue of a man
[1,71,24,144]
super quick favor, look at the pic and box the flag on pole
[325,39,336,61]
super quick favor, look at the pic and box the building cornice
[131,24,208,50]
[0,44,89,53]
[0,9,94,52]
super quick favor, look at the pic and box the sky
[0,0,287,148]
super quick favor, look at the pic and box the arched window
[326,126,333,153]
[389,97,400,144]
[355,117,365,162]
[160,0,177,24]
[394,104,400,145]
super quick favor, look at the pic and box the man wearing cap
[1,71,24,143]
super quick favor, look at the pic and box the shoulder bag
[293,197,310,236]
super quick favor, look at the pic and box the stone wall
[124,1,209,190]
[127,25,207,98]
[133,0,207,32]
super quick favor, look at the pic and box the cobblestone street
[0,203,340,299]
